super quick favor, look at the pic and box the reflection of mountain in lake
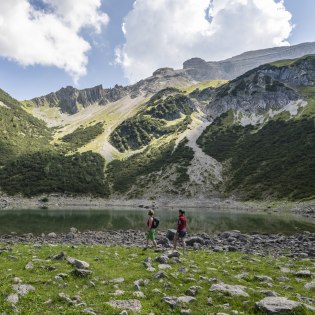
[0,209,314,235]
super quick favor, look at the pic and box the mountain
[183,42,315,81]
[1,48,315,201]
[28,42,315,117]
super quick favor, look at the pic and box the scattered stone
[295,270,312,277]
[47,232,57,238]
[112,277,125,283]
[71,269,92,277]
[162,296,178,308]
[6,294,19,304]
[304,281,315,289]
[113,290,125,296]
[25,262,34,270]
[256,297,302,314]
[155,255,169,264]
[210,283,249,297]
[83,308,97,315]
[185,286,201,297]
[166,229,177,241]
[158,264,172,270]
[133,291,145,298]
[107,299,142,314]
[260,290,279,297]
[12,284,35,296]
[153,271,167,279]
[52,252,66,260]
[12,277,22,284]
[67,257,89,269]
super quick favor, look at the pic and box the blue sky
[0,0,314,100]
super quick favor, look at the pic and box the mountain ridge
[1,49,315,201]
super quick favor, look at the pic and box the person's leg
[173,232,179,249]
[182,237,186,253]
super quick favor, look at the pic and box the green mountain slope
[0,89,109,197]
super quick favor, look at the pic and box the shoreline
[0,194,314,219]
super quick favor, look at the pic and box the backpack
[152,217,160,229]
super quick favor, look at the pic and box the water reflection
[0,208,314,235]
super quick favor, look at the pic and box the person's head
[179,209,185,215]
[148,209,154,216]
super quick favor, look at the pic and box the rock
[71,269,92,277]
[67,257,90,269]
[53,252,66,260]
[133,291,145,298]
[12,277,22,284]
[47,232,57,238]
[113,290,125,296]
[158,264,172,270]
[260,290,280,297]
[180,309,191,314]
[6,294,19,304]
[25,262,34,270]
[155,255,169,264]
[256,297,302,314]
[165,250,181,258]
[295,270,312,277]
[112,277,125,283]
[185,237,204,246]
[185,286,201,297]
[83,308,97,315]
[107,299,142,314]
[210,283,249,297]
[166,229,177,241]
[304,281,315,289]
[70,227,78,234]
[12,284,35,296]
[178,296,196,304]
[153,271,167,279]
[162,296,178,307]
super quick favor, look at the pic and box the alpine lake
[0,207,315,235]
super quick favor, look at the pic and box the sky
[0,0,314,100]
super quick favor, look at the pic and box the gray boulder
[210,283,249,297]
[106,299,142,314]
[256,297,302,314]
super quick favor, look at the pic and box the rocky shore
[1,228,314,259]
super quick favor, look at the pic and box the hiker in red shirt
[173,209,187,252]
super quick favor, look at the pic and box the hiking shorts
[147,229,156,240]
[178,230,186,238]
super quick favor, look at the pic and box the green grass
[183,80,228,94]
[0,244,313,314]
[106,139,194,196]
[61,122,104,149]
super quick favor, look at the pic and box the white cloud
[116,0,293,82]
[0,0,109,81]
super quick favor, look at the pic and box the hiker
[173,209,187,251]
[144,209,157,250]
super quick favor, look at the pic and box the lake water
[0,208,315,235]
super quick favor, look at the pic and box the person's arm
[147,217,153,229]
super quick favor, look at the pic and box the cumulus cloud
[0,0,109,81]
[116,0,293,82]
